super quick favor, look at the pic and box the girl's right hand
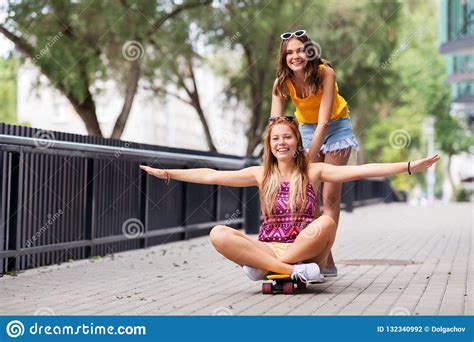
[139,165,170,181]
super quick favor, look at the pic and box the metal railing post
[243,158,261,234]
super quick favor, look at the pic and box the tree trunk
[447,152,456,202]
[111,59,141,139]
[66,91,103,136]
[246,133,261,158]
[243,45,263,157]
[246,88,264,156]
[192,99,217,153]
[0,25,103,137]
[350,105,367,164]
[244,27,277,157]
[178,59,217,152]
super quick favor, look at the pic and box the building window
[453,55,474,73]
[455,80,474,98]
[467,113,474,131]
[448,0,474,40]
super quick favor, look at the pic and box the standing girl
[270,29,359,276]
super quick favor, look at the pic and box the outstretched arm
[317,154,440,183]
[270,78,286,116]
[139,165,260,187]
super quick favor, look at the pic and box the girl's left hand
[410,154,441,173]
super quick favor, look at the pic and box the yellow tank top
[285,64,349,124]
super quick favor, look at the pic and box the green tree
[315,0,403,164]
[205,0,402,156]
[206,0,326,155]
[434,112,474,200]
[0,0,211,138]
[143,11,218,152]
[363,0,454,192]
[0,57,18,124]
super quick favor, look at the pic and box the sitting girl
[140,116,439,283]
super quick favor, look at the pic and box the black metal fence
[0,124,402,275]
[341,178,404,212]
[0,124,260,275]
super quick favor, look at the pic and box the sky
[0,36,13,57]
[0,6,14,58]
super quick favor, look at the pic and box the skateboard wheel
[283,282,294,294]
[297,282,307,289]
[262,283,273,294]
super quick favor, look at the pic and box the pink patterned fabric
[257,181,319,243]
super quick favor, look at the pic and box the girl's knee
[312,215,337,237]
[320,215,336,228]
[299,216,336,241]
[209,225,229,249]
[321,215,337,236]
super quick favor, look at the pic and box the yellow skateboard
[262,274,307,295]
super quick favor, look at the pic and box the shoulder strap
[285,79,296,97]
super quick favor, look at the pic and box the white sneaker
[243,265,269,281]
[291,263,321,283]
[309,273,325,284]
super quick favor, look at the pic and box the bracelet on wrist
[163,170,171,184]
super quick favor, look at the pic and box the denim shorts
[299,118,359,153]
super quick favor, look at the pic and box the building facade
[16,61,249,156]
[439,0,474,199]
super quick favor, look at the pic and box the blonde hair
[260,119,310,220]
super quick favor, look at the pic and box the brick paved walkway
[1,203,471,316]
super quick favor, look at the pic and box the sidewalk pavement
[1,203,472,316]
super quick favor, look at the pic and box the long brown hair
[260,119,310,220]
[273,33,333,98]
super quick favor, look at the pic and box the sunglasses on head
[269,115,296,124]
[280,30,306,40]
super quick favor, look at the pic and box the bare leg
[209,225,294,275]
[277,215,337,269]
[323,148,351,269]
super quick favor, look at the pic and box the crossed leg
[209,225,293,274]
[277,215,337,271]
[209,215,336,274]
